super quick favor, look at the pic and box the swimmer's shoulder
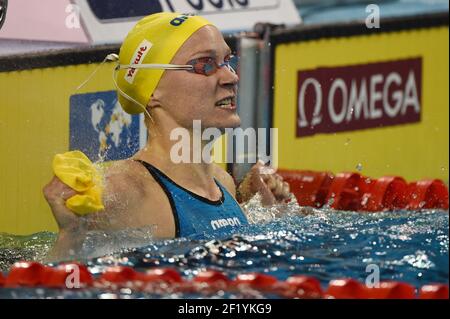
[103,159,162,199]
[80,160,148,230]
[213,164,236,198]
[100,159,176,236]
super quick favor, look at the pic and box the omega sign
[296,58,422,137]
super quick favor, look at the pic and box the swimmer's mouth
[215,96,236,109]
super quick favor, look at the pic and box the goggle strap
[117,63,194,71]
[111,67,155,124]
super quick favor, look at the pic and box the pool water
[0,198,448,298]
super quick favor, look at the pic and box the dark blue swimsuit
[135,160,248,238]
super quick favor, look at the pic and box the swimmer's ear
[148,94,162,109]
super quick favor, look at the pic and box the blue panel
[296,0,449,25]
[69,91,141,162]
[86,0,163,20]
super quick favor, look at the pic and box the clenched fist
[237,161,291,206]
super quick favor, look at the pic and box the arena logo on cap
[170,14,191,26]
[125,39,153,84]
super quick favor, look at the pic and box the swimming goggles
[115,54,239,76]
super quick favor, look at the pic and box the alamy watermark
[64,264,81,289]
[169,120,278,165]
[365,264,380,288]
[366,4,380,29]
[65,4,81,29]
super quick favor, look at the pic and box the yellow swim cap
[116,12,213,114]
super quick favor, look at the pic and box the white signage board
[73,0,301,44]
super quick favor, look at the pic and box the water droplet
[361,195,369,206]
[441,166,447,171]
[120,288,132,295]
[325,197,335,208]
[344,138,351,146]
[356,163,363,171]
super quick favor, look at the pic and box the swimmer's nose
[218,65,239,88]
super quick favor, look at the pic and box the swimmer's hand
[43,176,88,261]
[43,176,85,232]
[236,160,291,206]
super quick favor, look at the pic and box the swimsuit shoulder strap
[133,159,181,237]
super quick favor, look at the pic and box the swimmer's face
[152,25,240,130]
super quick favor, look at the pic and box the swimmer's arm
[45,224,87,262]
[43,175,90,262]
[46,171,139,262]
[84,172,136,231]
[212,164,314,215]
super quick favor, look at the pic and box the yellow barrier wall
[273,27,449,183]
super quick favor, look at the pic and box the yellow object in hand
[52,150,105,215]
